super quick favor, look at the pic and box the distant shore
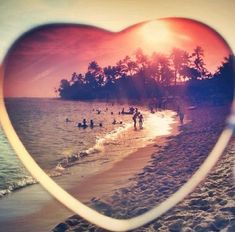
[52,103,235,232]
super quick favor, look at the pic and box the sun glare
[140,21,172,49]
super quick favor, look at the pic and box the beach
[52,103,235,232]
[1,7,234,231]
[0,99,177,232]
[0,131,176,232]
[0,101,234,232]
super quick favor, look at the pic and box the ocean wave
[0,169,70,198]
[92,123,132,151]
[54,110,176,174]
[55,122,133,170]
[0,110,177,198]
[0,176,37,198]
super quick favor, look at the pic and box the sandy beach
[0,103,234,232]
[0,108,178,232]
[1,9,233,231]
[51,103,235,232]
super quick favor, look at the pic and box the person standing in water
[138,113,144,129]
[179,111,185,125]
[90,120,94,128]
[132,111,139,130]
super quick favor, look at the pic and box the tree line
[57,46,234,103]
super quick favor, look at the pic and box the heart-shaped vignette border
[0,18,234,231]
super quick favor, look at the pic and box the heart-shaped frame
[0,18,234,231]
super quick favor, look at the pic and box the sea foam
[0,176,37,198]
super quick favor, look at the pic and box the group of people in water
[65,106,145,130]
[66,101,185,131]
[119,106,144,130]
[77,119,103,128]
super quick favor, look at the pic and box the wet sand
[52,104,235,232]
[0,113,178,232]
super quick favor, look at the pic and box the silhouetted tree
[84,61,104,92]
[151,53,173,86]
[180,66,201,81]
[171,48,191,84]
[214,55,234,100]
[121,56,138,77]
[57,46,232,104]
[58,79,71,98]
[103,66,117,84]
[70,72,77,84]
[191,46,209,79]
[135,48,149,72]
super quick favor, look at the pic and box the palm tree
[135,48,149,72]
[180,66,201,81]
[171,48,190,85]
[76,73,84,85]
[86,61,104,89]
[70,72,78,84]
[191,46,208,79]
[88,61,100,72]
[121,56,138,77]
[179,51,191,81]
[84,71,96,89]
[214,55,234,100]
[104,65,118,85]
[58,79,70,98]
[150,53,173,86]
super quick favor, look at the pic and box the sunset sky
[3,18,232,97]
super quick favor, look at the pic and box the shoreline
[0,111,179,232]
[52,103,235,232]
[67,118,179,203]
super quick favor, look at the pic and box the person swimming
[65,117,72,122]
[129,107,134,114]
[82,119,88,128]
[78,121,87,128]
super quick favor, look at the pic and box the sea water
[1,98,176,197]
[0,128,34,197]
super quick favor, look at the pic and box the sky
[0,0,235,61]
[3,18,232,97]
[0,0,235,97]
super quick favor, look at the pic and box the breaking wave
[55,121,133,169]
[0,176,37,198]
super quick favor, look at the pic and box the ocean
[0,128,34,197]
[1,98,176,198]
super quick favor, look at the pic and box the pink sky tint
[4,18,232,98]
